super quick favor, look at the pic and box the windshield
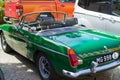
[78,0,120,16]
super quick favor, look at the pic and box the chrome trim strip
[63,59,120,78]
[36,44,68,57]
[27,40,68,57]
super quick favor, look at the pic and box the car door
[11,24,30,57]
[57,0,74,18]
[104,15,120,35]
[105,0,120,35]
[74,0,109,30]
[75,0,120,35]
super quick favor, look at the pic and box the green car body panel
[45,29,120,69]
[1,12,120,78]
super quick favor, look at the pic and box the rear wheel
[1,32,12,53]
[36,53,59,80]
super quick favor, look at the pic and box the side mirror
[4,17,20,25]
[3,17,12,24]
[64,18,78,26]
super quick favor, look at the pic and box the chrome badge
[112,52,119,60]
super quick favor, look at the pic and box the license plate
[96,52,119,64]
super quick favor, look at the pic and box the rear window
[78,0,120,16]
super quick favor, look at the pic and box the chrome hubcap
[39,56,50,79]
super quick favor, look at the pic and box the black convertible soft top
[36,26,87,36]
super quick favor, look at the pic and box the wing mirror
[4,17,20,25]
[3,17,12,24]
[64,18,78,26]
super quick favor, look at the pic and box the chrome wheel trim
[1,35,7,50]
[39,56,50,79]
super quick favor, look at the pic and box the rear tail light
[16,5,23,16]
[68,48,78,67]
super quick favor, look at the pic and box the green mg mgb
[1,12,120,80]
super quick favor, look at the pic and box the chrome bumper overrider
[63,59,120,78]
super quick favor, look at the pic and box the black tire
[1,32,12,53]
[36,53,59,80]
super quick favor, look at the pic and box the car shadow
[10,51,37,72]
[0,51,41,80]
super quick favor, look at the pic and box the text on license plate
[96,52,119,64]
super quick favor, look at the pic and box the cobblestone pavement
[0,44,120,80]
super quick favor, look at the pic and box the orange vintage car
[4,0,74,19]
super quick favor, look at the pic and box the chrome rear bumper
[63,59,120,78]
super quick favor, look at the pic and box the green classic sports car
[1,12,120,80]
